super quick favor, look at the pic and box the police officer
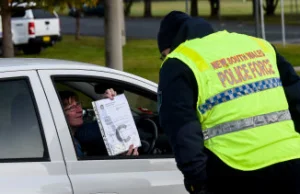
[157,10,300,194]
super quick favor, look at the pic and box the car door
[0,70,72,194]
[38,69,188,194]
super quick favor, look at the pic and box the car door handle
[16,23,23,26]
[45,21,50,25]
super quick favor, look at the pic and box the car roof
[0,58,157,87]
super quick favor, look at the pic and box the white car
[0,58,188,194]
[0,2,61,55]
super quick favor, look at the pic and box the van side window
[0,79,48,161]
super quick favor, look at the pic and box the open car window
[52,76,173,160]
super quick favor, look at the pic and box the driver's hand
[123,144,139,156]
[103,88,117,100]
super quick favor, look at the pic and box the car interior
[53,77,173,159]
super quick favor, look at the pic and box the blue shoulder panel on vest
[199,78,282,114]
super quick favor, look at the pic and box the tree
[124,0,134,16]
[190,0,220,18]
[0,0,15,57]
[264,0,279,15]
[66,2,83,40]
[252,0,279,16]
[209,0,220,18]
[60,0,98,40]
[190,0,198,16]
[143,0,151,17]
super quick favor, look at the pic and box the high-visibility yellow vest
[162,30,300,171]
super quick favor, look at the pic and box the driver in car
[59,88,139,157]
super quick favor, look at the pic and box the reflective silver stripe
[203,110,291,140]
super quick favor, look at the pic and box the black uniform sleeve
[158,58,208,184]
[273,46,300,131]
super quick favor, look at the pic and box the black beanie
[157,11,191,53]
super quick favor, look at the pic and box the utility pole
[259,0,266,39]
[255,0,261,38]
[281,0,286,47]
[104,0,123,71]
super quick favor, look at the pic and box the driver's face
[63,97,83,128]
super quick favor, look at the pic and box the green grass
[130,0,299,17]
[274,44,300,66]
[16,35,300,83]
[130,1,246,17]
[130,1,300,25]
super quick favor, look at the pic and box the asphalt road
[60,15,300,43]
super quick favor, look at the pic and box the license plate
[43,36,50,42]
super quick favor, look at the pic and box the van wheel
[22,45,42,55]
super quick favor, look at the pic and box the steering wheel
[139,117,158,154]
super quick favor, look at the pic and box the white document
[92,94,141,156]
